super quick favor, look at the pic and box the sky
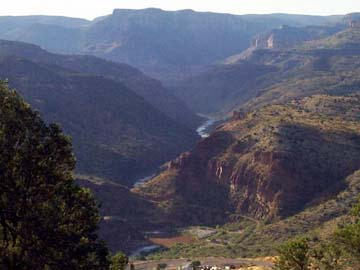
[1,0,360,20]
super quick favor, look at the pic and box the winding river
[129,117,220,256]
[130,244,162,257]
[196,118,216,138]
[132,117,217,188]
[133,174,156,187]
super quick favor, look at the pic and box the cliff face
[134,95,360,222]
[251,25,343,50]
[0,11,342,81]
[173,25,360,116]
[349,21,360,28]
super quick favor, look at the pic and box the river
[132,116,218,188]
[133,174,156,187]
[196,118,216,138]
[129,117,220,256]
[130,244,162,258]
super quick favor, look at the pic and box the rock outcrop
[134,95,360,223]
[252,25,342,50]
[349,20,360,28]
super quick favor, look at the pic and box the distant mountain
[131,20,360,258]
[0,40,202,129]
[0,41,200,186]
[249,24,343,50]
[0,16,89,53]
[0,9,344,80]
[0,15,90,30]
[171,24,360,116]
[134,94,360,224]
[301,26,360,49]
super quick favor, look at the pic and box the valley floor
[132,257,274,270]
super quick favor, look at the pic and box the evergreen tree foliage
[0,81,110,269]
[275,198,360,270]
[275,237,311,270]
[110,251,129,270]
[334,197,360,264]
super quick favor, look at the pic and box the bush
[191,261,201,268]
[274,238,311,270]
[156,263,168,269]
[111,252,129,270]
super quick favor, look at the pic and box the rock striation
[134,95,360,223]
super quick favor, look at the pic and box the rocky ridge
[134,94,360,222]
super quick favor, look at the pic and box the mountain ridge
[171,25,360,116]
[0,42,200,186]
[0,9,345,80]
[0,39,203,129]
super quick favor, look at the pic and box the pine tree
[0,81,110,269]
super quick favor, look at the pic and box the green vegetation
[156,263,168,269]
[0,81,110,269]
[275,197,360,269]
[191,261,201,268]
[275,238,311,270]
[110,252,129,270]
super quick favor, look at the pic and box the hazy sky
[1,0,360,20]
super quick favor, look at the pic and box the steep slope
[0,55,199,186]
[0,40,202,129]
[0,10,343,80]
[301,26,360,49]
[76,176,167,253]
[244,27,360,109]
[149,169,360,259]
[134,94,360,223]
[172,24,360,115]
[171,61,278,114]
[247,24,343,51]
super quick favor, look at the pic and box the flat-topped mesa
[349,20,360,28]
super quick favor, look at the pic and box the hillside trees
[275,198,360,270]
[0,81,110,269]
[110,251,129,270]
[275,237,311,270]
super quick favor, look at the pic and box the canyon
[1,10,360,260]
